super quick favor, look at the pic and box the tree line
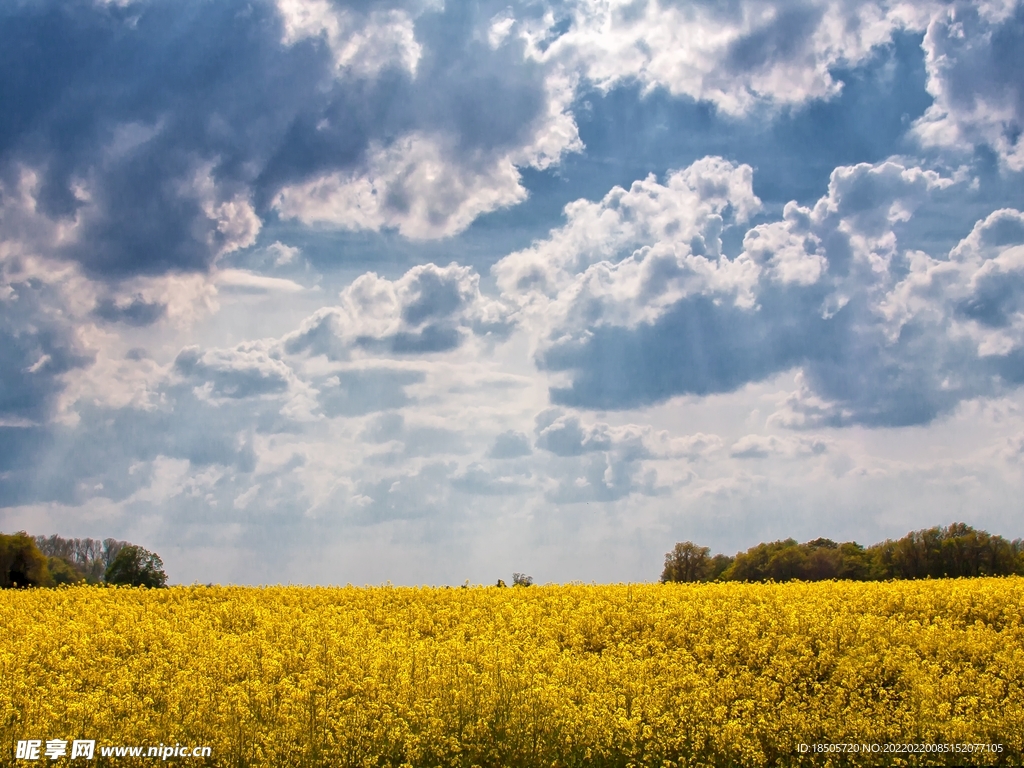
[661,523,1024,583]
[0,532,167,588]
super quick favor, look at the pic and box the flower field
[2,578,1022,767]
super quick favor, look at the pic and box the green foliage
[663,523,1024,584]
[707,553,734,581]
[874,522,1022,579]
[660,543,737,583]
[47,556,85,585]
[660,541,712,583]
[104,545,168,588]
[512,573,534,587]
[0,532,52,588]
[722,539,801,582]
[34,534,126,583]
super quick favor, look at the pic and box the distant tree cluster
[661,523,1024,583]
[105,545,168,588]
[496,573,535,587]
[0,533,52,588]
[34,535,127,584]
[0,532,167,588]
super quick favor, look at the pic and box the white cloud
[526,0,936,115]
[487,429,533,459]
[215,269,305,294]
[488,10,516,49]
[198,181,261,259]
[535,410,650,458]
[272,71,583,241]
[495,156,762,306]
[742,205,827,286]
[880,208,1024,357]
[814,161,955,252]
[283,262,514,359]
[276,0,422,78]
[730,433,830,459]
[266,241,300,266]
[174,341,297,401]
[270,8,584,241]
[534,409,722,462]
[913,3,1024,170]
[273,133,529,239]
[656,432,725,460]
[494,156,982,422]
[9,0,1024,587]
[511,69,584,172]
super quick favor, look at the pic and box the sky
[2,0,1024,586]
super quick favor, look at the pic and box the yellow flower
[1,579,1021,766]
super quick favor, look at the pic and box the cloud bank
[3,0,1024,585]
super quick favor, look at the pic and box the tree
[894,526,944,578]
[835,542,872,580]
[47,556,85,585]
[765,545,808,581]
[35,535,125,583]
[0,532,52,588]
[673,524,1024,586]
[104,545,167,588]
[512,573,534,587]
[661,542,711,583]
[723,539,801,582]
[866,523,1023,580]
[804,546,841,581]
[707,554,734,581]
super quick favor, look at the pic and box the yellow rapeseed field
[1,578,1021,767]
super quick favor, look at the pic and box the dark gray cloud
[724,5,823,74]
[0,393,259,508]
[0,0,562,278]
[0,0,305,275]
[125,348,149,361]
[501,156,1024,428]
[401,265,473,325]
[915,2,1024,170]
[0,427,59,506]
[543,290,827,409]
[540,272,987,428]
[0,272,93,423]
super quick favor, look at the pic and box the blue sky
[2,0,1024,585]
